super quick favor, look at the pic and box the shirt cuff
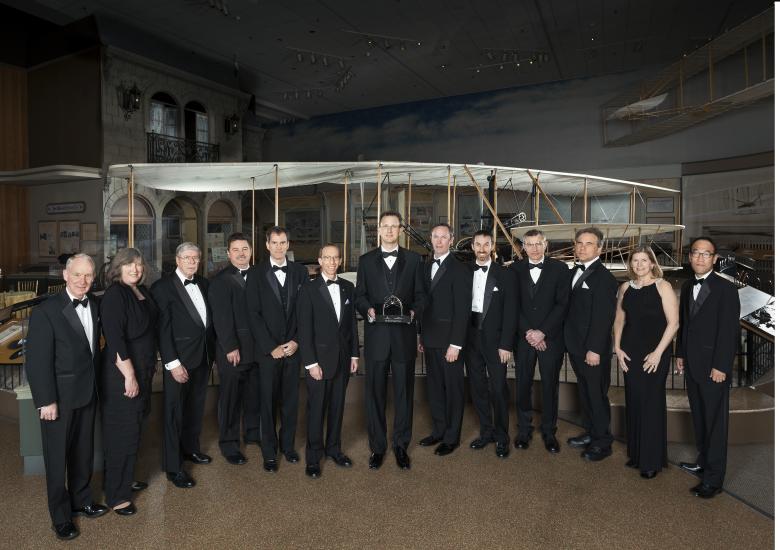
[165,359,181,370]
[449,344,462,350]
[304,363,318,370]
[351,357,359,361]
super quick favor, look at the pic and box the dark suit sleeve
[585,269,617,354]
[209,276,238,354]
[499,268,517,350]
[296,283,317,367]
[288,263,308,343]
[350,286,360,357]
[151,279,178,365]
[511,265,531,337]
[245,268,277,355]
[539,263,570,339]
[25,305,58,408]
[412,255,426,316]
[712,282,741,375]
[100,286,130,362]
[448,263,471,347]
[675,281,690,358]
[354,257,371,318]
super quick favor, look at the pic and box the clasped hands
[271,340,298,359]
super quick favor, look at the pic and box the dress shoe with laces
[470,437,493,449]
[582,446,612,462]
[694,483,722,499]
[434,443,457,456]
[368,452,384,470]
[131,481,148,492]
[225,452,247,465]
[640,470,657,479]
[419,435,442,447]
[567,433,592,448]
[114,502,137,516]
[394,447,411,470]
[284,450,300,464]
[330,453,353,468]
[543,435,560,454]
[305,464,321,479]
[263,459,279,472]
[52,521,79,540]
[183,452,212,464]
[679,461,703,474]
[71,503,108,519]
[166,471,196,488]
[495,443,510,458]
[513,436,530,450]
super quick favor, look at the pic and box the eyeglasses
[380,224,400,230]
[523,242,545,248]
[320,255,340,262]
[690,251,715,259]
[178,255,201,263]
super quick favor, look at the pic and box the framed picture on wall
[646,216,676,243]
[58,221,81,254]
[81,223,98,256]
[38,221,58,257]
[646,197,675,214]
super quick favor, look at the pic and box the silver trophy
[375,294,413,324]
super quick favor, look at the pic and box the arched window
[185,101,209,144]
[162,197,200,274]
[109,195,155,265]
[149,92,179,137]
[206,199,236,276]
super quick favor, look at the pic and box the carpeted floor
[0,397,773,550]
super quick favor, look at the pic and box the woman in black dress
[613,245,678,479]
[100,248,158,514]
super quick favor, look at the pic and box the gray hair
[65,253,96,272]
[176,242,201,257]
[523,229,547,243]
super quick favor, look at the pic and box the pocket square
[493,287,499,291]
[344,299,350,305]
[582,282,590,290]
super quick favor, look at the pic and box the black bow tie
[693,278,704,286]
[432,258,441,266]
[72,297,88,308]
[474,264,488,272]
[238,268,249,277]
[574,263,586,271]
[382,250,398,258]
[183,278,196,286]
[326,279,338,286]
[272,265,287,273]
[529,263,543,270]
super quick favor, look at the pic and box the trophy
[374,294,413,324]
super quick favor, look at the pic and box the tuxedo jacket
[677,273,740,384]
[25,291,100,410]
[297,276,359,379]
[245,260,308,360]
[209,265,255,370]
[421,254,471,349]
[471,262,517,352]
[151,273,215,370]
[354,246,426,361]
[563,260,618,358]
[511,257,570,352]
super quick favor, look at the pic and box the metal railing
[146,132,220,163]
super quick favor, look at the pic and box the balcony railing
[146,132,220,163]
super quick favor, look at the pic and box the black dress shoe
[394,447,411,470]
[418,435,442,447]
[495,443,510,458]
[283,450,300,464]
[72,503,108,518]
[543,436,560,454]
[368,452,384,470]
[131,481,148,492]
[470,437,493,449]
[52,521,79,540]
[694,483,722,499]
[263,459,279,472]
[329,453,353,468]
[166,471,196,488]
[582,446,612,462]
[183,452,212,464]
[640,470,658,479]
[690,482,704,494]
[625,459,638,468]
[114,502,137,516]
[225,452,247,465]
[434,443,457,456]
[679,461,703,474]
[567,433,592,448]
[305,464,321,478]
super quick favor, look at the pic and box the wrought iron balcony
[146,132,220,163]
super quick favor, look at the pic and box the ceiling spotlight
[502,52,508,62]
[310,53,316,64]
[476,68,480,73]
[294,91,299,100]
[516,62,521,67]
[317,89,324,97]
[365,51,371,57]
[529,59,533,64]
[499,64,504,70]
[416,41,422,46]
[400,41,406,51]
[305,90,312,99]
[513,53,519,63]
[296,52,303,62]
[367,39,374,47]
[282,92,289,100]
[322,56,328,66]
[338,59,345,69]
[384,39,391,49]
[486,51,494,60]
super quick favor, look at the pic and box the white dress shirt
[66,288,94,353]
[381,246,399,270]
[305,275,359,370]
[271,258,288,286]
[571,257,599,288]
[529,259,544,284]
[471,260,490,313]
[431,251,450,280]
[693,270,712,301]
[165,268,207,371]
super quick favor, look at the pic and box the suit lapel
[482,264,497,316]
[173,276,205,328]
[338,279,349,325]
[89,294,99,357]
[430,256,448,290]
[691,278,712,318]
[265,265,282,306]
[572,261,598,291]
[375,250,392,296]
[230,270,246,289]
[285,266,296,316]
[60,295,91,354]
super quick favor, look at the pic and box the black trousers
[217,362,261,456]
[685,371,730,487]
[39,398,96,525]
[514,345,564,438]
[465,330,509,445]
[258,356,300,460]
[305,362,349,465]
[569,353,614,448]
[424,347,465,446]
[364,359,415,453]
[162,362,210,473]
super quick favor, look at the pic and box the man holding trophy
[355,211,426,471]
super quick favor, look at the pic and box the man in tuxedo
[152,242,216,488]
[246,226,308,472]
[464,230,517,458]
[563,227,618,462]
[26,253,108,540]
[297,244,360,478]
[355,211,425,470]
[208,233,260,466]
[419,223,471,456]
[511,229,570,453]
[675,237,740,498]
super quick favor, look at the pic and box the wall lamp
[120,83,142,120]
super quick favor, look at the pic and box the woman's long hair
[105,247,148,286]
[627,245,663,280]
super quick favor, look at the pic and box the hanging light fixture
[120,82,142,120]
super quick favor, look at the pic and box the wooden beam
[274,164,279,226]
[464,165,522,260]
[251,177,256,265]
[343,171,349,270]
